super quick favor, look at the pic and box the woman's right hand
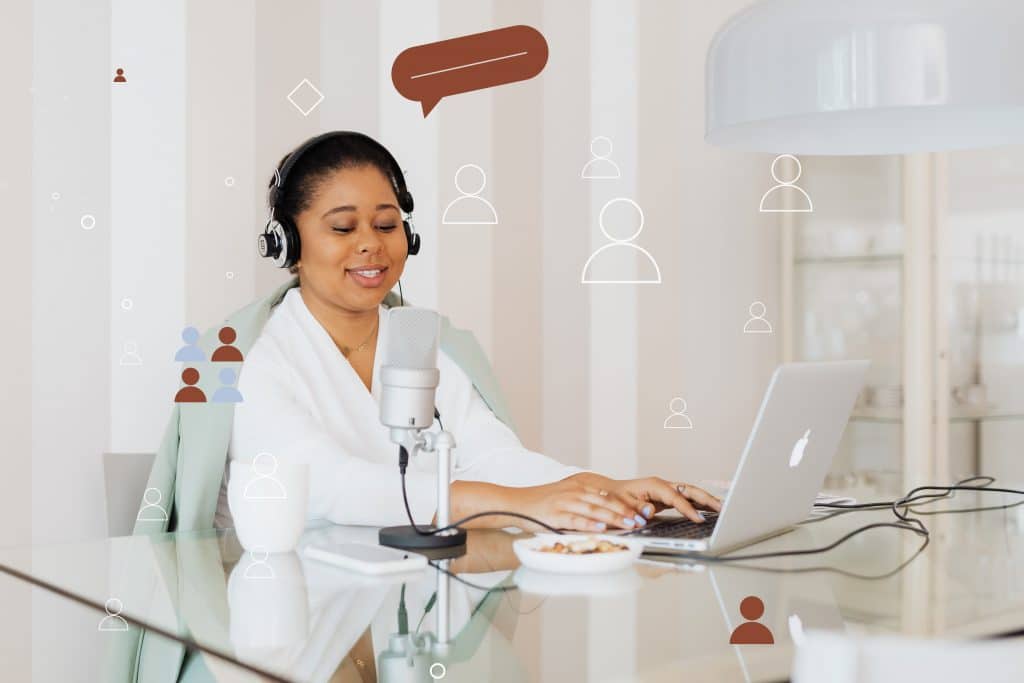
[508,476,649,533]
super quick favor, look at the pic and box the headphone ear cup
[279,217,301,268]
[403,220,420,256]
[260,220,290,268]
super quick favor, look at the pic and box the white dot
[51,192,61,201]
[120,297,133,311]
[429,663,446,679]
[225,271,235,280]
[80,214,96,230]
[224,176,235,187]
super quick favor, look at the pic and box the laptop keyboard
[628,512,719,539]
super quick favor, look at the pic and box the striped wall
[1,0,779,680]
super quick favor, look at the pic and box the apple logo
[788,613,806,646]
[789,429,811,468]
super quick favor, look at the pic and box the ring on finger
[677,483,689,497]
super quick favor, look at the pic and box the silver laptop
[629,360,868,556]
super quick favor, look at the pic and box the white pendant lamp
[705,0,1024,155]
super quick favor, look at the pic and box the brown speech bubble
[392,25,549,117]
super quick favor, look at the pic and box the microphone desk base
[379,524,468,550]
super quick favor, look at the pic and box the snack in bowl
[513,533,644,575]
[537,537,629,555]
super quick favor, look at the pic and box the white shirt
[213,288,581,529]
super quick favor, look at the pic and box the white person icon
[580,136,622,179]
[442,163,498,225]
[98,598,129,632]
[663,398,694,430]
[136,487,168,522]
[759,154,813,213]
[243,548,276,580]
[243,452,288,500]
[581,197,661,284]
[743,301,773,334]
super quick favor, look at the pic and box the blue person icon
[174,326,206,362]
[212,368,244,403]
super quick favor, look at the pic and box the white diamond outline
[286,78,324,117]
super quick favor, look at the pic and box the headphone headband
[259,131,420,268]
[268,130,413,214]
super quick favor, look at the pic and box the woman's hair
[269,133,403,274]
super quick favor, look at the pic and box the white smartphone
[303,541,428,575]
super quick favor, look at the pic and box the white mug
[227,551,309,651]
[228,456,309,553]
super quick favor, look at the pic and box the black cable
[428,560,518,594]
[646,520,927,564]
[399,469,566,536]
[398,406,567,537]
[695,476,1024,563]
[812,476,995,510]
[398,405,1024,566]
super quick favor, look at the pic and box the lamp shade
[705,0,1024,155]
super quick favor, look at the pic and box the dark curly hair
[269,133,405,274]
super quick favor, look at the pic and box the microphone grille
[384,307,440,370]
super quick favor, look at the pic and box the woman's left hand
[569,473,721,525]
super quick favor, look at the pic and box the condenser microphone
[378,306,467,551]
[379,307,441,438]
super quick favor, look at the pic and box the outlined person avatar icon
[174,367,207,403]
[442,164,498,224]
[211,368,243,403]
[99,598,129,632]
[174,326,206,362]
[580,136,621,179]
[729,596,774,644]
[663,398,693,430]
[119,340,143,366]
[243,548,276,580]
[137,488,169,522]
[581,197,661,284]
[759,154,812,213]
[743,301,773,334]
[112,68,127,83]
[244,452,288,500]
[211,326,244,362]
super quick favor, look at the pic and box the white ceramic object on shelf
[706,0,1024,154]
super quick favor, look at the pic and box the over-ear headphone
[257,130,420,269]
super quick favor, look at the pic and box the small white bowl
[513,534,644,575]
[514,566,642,596]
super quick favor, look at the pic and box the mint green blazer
[106,276,519,682]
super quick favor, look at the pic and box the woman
[214,131,720,534]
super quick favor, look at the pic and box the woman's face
[293,165,408,313]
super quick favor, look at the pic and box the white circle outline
[598,197,645,243]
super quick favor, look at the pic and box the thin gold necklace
[336,317,379,358]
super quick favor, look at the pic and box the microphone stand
[377,561,453,683]
[379,425,468,550]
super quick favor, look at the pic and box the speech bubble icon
[392,24,549,117]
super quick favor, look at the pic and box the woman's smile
[345,264,389,288]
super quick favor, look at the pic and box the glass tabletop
[3,483,1024,683]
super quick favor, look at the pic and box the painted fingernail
[697,512,707,522]
[642,504,654,518]
[595,522,607,531]
[634,514,647,526]
[622,517,636,528]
